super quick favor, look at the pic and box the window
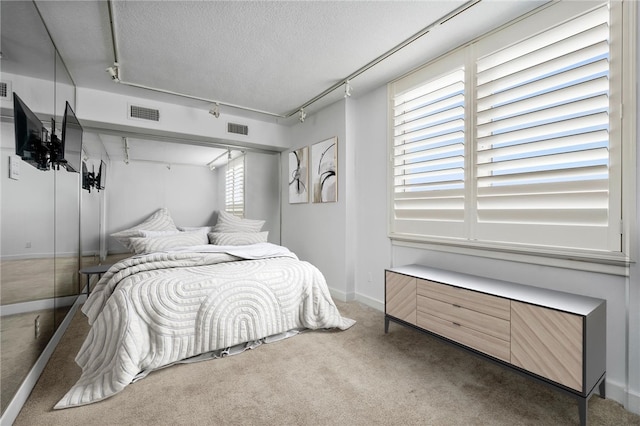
[225,155,245,217]
[389,1,633,264]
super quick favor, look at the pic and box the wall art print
[288,146,309,203]
[311,137,337,203]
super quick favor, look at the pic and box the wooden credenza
[385,265,606,426]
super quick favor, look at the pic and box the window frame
[387,0,636,275]
[225,154,245,217]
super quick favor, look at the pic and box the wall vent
[129,104,160,122]
[227,122,248,136]
[0,81,12,101]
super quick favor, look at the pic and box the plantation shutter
[391,67,466,238]
[225,155,245,217]
[474,4,617,250]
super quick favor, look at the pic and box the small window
[225,155,245,217]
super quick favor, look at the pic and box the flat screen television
[61,101,83,173]
[82,161,91,190]
[13,92,48,170]
[97,160,106,190]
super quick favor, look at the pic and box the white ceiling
[6,1,549,165]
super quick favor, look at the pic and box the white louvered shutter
[474,4,617,251]
[391,67,466,239]
[225,155,245,217]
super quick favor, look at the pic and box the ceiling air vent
[129,104,160,122]
[227,122,248,136]
[0,81,12,101]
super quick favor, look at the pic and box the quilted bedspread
[55,243,355,409]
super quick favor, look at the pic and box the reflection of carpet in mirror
[0,257,82,305]
[0,307,68,415]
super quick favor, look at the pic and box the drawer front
[511,301,583,392]
[417,295,509,342]
[417,311,511,362]
[386,271,417,325]
[418,279,510,320]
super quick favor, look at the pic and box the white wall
[0,122,55,259]
[281,102,351,299]
[245,152,281,244]
[106,160,219,253]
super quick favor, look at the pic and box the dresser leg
[384,317,390,333]
[578,397,587,426]
[598,377,606,398]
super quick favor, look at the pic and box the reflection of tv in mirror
[97,160,106,190]
[13,93,48,170]
[61,101,83,173]
[82,161,91,190]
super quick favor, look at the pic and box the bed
[55,210,355,409]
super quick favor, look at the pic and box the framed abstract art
[311,137,337,203]
[288,146,309,203]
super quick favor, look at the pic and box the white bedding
[55,243,355,409]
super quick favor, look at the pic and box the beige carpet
[14,301,640,426]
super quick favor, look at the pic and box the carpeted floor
[13,301,640,425]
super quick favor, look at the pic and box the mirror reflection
[0,0,72,415]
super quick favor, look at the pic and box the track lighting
[106,63,120,82]
[344,80,353,98]
[209,103,221,118]
[299,108,306,123]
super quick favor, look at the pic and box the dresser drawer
[417,311,511,362]
[418,278,510,320]
[385,271,417,325]
[417,294,510,342]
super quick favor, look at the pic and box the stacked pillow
[129,230,208,255]
[110,208,268,254]
[111,208,179,250]
[208,211,268,245]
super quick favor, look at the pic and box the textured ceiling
[5,1,548,165]
[32,1,547,120]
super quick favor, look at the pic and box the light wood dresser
[385,264,606,426]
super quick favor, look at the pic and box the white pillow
[208,231,268,246]
[212,211,265,233]
[111,208,178,250]
[129,231,208,255]
[177,226,214,233]
[139,230,181,238]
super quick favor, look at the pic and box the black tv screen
[82,161,90,190]
[13,92,48,170]
[61,101,83,173]
[97,160,106,190]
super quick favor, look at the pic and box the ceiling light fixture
[106,62,120,82]
[344,80,353,98]
[298,108,306,123]
[209,103,220,118]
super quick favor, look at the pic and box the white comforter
[55,243,355,409]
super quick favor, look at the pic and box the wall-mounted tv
[97,160,106,191]
[82,161,91,190]
[61,101,83,173]
[13,92,48,170]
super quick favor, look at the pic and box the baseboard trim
[628,388,640,415]
[0,294,85,426]
[354,293,384,312]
